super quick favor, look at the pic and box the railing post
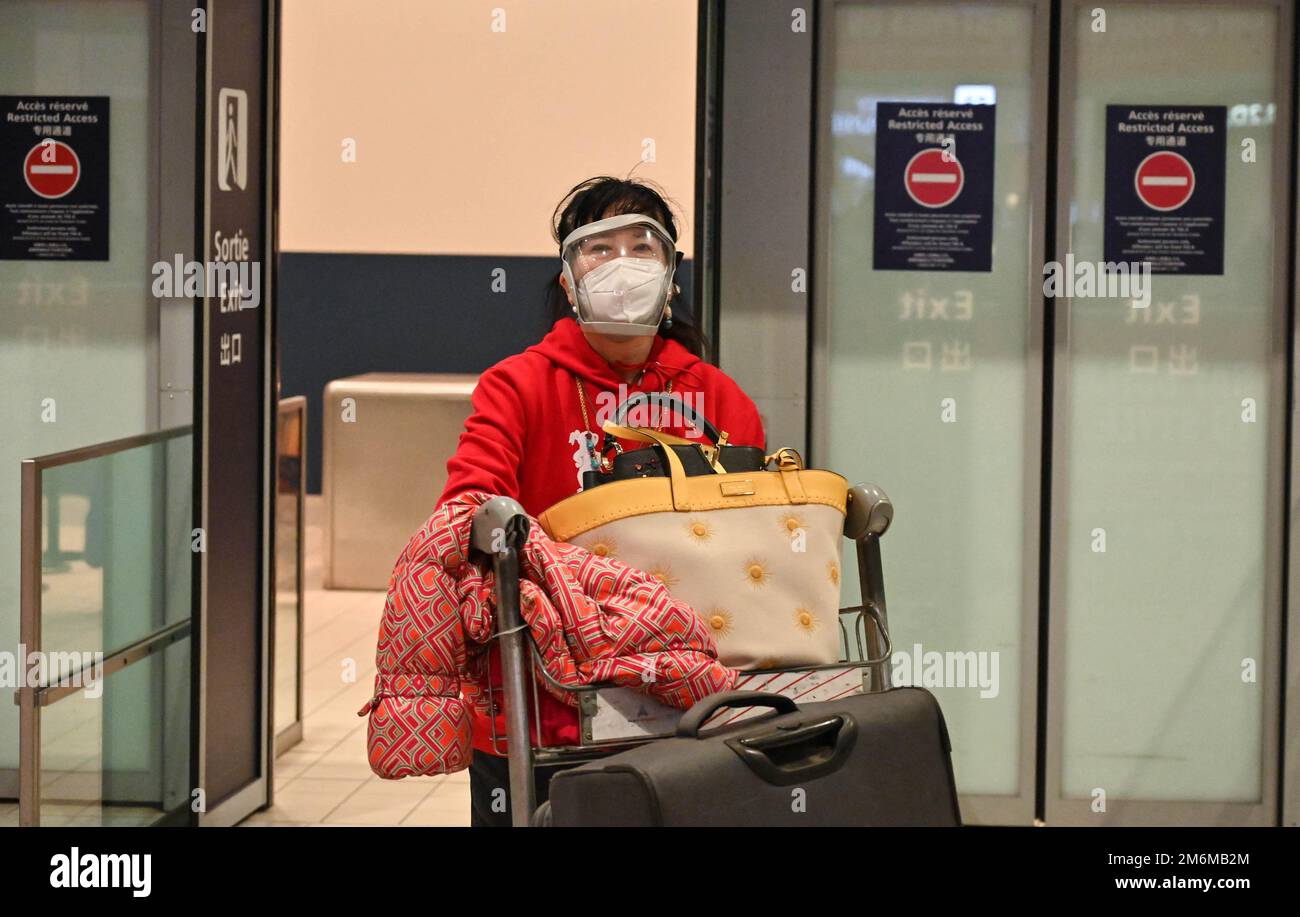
[19,459,41,827]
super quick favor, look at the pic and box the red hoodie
[438,316,766,754]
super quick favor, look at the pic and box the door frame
[192,0,278,828]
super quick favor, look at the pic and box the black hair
[546,175,709,359]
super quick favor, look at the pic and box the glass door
[815,0,1050,824]
[811,0,1292,825]
[1047,0,1289,826]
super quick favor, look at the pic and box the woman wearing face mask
[437,175,766,826]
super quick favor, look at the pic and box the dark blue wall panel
[278,252,693,492]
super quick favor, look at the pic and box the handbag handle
[675,690,799,737]
[603,421,719,456]
[602,392,727,460]
[602,421,812,509]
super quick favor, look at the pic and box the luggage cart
[468,482,897,827]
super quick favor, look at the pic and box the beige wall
[279,0,698,257]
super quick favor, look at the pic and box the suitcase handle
[676,690,799,737]
[726,714,858,786]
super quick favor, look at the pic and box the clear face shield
[560,213,677,337]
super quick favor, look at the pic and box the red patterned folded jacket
[358,490,737,778]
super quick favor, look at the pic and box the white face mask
[575,256,670,329]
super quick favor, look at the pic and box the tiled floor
[241,495,469,826]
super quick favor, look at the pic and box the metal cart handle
[470,496,535,827]
[471,495,530,554]
[845,483,894,692]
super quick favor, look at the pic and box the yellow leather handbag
[539,422,849,670]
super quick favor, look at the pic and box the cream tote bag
[539,424,849,670]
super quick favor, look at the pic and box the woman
[438,175,766,825]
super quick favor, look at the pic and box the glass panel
[39,637,190,827]
[824,1,1037,796]
[32,432,192,825]
[40,435,192,658]
[1059,3,1277,802]
[0,0,154,781]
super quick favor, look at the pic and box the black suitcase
[543,687,961,827]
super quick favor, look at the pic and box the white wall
[279,0,699,256]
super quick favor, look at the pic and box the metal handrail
[17,424,194,827]
[21,424,192,471]
[21,620,193,708]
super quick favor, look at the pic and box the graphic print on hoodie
[436,316,767,753]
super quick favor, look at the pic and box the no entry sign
[904,148,965,208]
[0,95,109,261]
[23,140,81,199]
[1104,105,1225,275]
[874,101,995,272]
[1134,151,1194,212]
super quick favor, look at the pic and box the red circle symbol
[904,148,964,208]
[23,140,81,199]
[1134,151,1195,212]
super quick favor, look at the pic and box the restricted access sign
[0,96,109,261]
[905,148,965,208]
[1134,151,1194,212]
[1104,105,1225,275]
[874,101,995,272]
[24,140,81,199]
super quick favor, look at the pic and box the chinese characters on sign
[219,332,243,366]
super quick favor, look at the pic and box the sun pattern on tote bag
[540,422,850,671]
[565,502,845,669]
